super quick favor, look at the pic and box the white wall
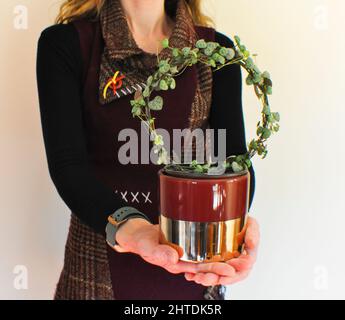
[1,0,344,299]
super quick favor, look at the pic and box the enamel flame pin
[103,71,126,99]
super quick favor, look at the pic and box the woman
[36,0,260,300]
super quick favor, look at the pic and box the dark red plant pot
[158,168,250,263]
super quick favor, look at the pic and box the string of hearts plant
[129,36,280,174]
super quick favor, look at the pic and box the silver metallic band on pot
[159,214,248,263]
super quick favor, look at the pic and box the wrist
[105,207,152,251]
[115,218,152,247]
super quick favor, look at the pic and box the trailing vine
[130,36,280,174]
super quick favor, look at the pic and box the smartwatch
[105,207,151,251]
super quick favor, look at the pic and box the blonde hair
[55,0,214,27]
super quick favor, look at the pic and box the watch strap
[105,207,151,248]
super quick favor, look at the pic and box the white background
[1,0,344,299]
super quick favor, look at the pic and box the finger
[193,272,219,286]
[159,228,184,258]
[218,270,250,286]
[184,272,195,281]
[226,254,255,272]
[152,244,181,266]
[244,217,260,255]
[195,262,236,277]
[136,237,179,266]
[165,260,198,274]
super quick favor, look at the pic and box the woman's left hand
[184,216,260,286]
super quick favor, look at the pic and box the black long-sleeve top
[36,23,255,235]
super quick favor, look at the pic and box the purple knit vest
[73,19,219,300]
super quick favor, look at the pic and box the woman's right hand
[114,218,202,275]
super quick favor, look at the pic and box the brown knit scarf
[99,0,213,131]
